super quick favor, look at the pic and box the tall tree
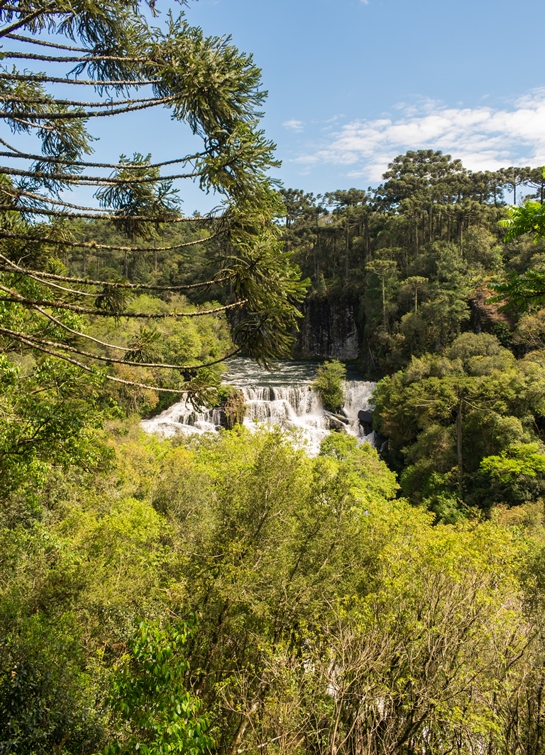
[325,188,370,280]
[0,0,307,400]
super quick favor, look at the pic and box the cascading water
[142,358,376,455]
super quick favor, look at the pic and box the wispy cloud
[283,119,305,133]
[295,91,545,181]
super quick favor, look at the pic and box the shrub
[312,360,346,412]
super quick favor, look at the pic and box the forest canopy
[3,4,545,754]
[282,150,545,521]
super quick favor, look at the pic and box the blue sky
[4,0,545,211]
[182,0,545,201]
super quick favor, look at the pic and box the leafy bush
[312,360,346,411]
[104,620,212,755]
[480,443,545,506]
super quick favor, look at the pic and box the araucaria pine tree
[0,0,307,401]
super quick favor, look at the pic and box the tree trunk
[456,401,463,491]
[345,219,349,281]
[382,277,387,330]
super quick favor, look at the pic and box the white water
[142,359,376,455]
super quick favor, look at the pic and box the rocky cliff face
[296,293,362,360]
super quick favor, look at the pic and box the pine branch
[0,71,158,87]
[0,324,241,370]
[5,32,90,52]
[3,51,150,63]
[4,187,186,216]
[0,93,174,108]
[0,286,246,318]
[0,204,214,221]
[0,229,223,256]
[0,2,299,379]
[8,114,55,131]
[2,186,117,211]
[0,4,55,38]
[0,164,200,185]
[0,327,192,393]
[0,137,208,169]
[1,268,230,292]
[0,94,179,119]
[32,303,132,351]
[0,252,231,292]
[22,273,99,297]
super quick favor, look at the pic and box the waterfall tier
[142,360,376,455]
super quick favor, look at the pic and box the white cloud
[295,91,545,182]
[282,119,304,132]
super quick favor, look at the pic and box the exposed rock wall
[296,293,362,360]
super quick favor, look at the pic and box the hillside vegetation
[4,419,545,754]
[284,151,545,521]
[4,152,545,751]
[2,0,545,748]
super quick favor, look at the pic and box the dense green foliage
[373,332,545,519]
[283,151,545,373]
[491,178,545,312]
[104,619,213,755]
[312,359,346,411]
[282,150,545,521]
[2,5,545,754]
[3,421,545,753]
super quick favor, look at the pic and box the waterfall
[141,398,221,438]
[142,360,376,455]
